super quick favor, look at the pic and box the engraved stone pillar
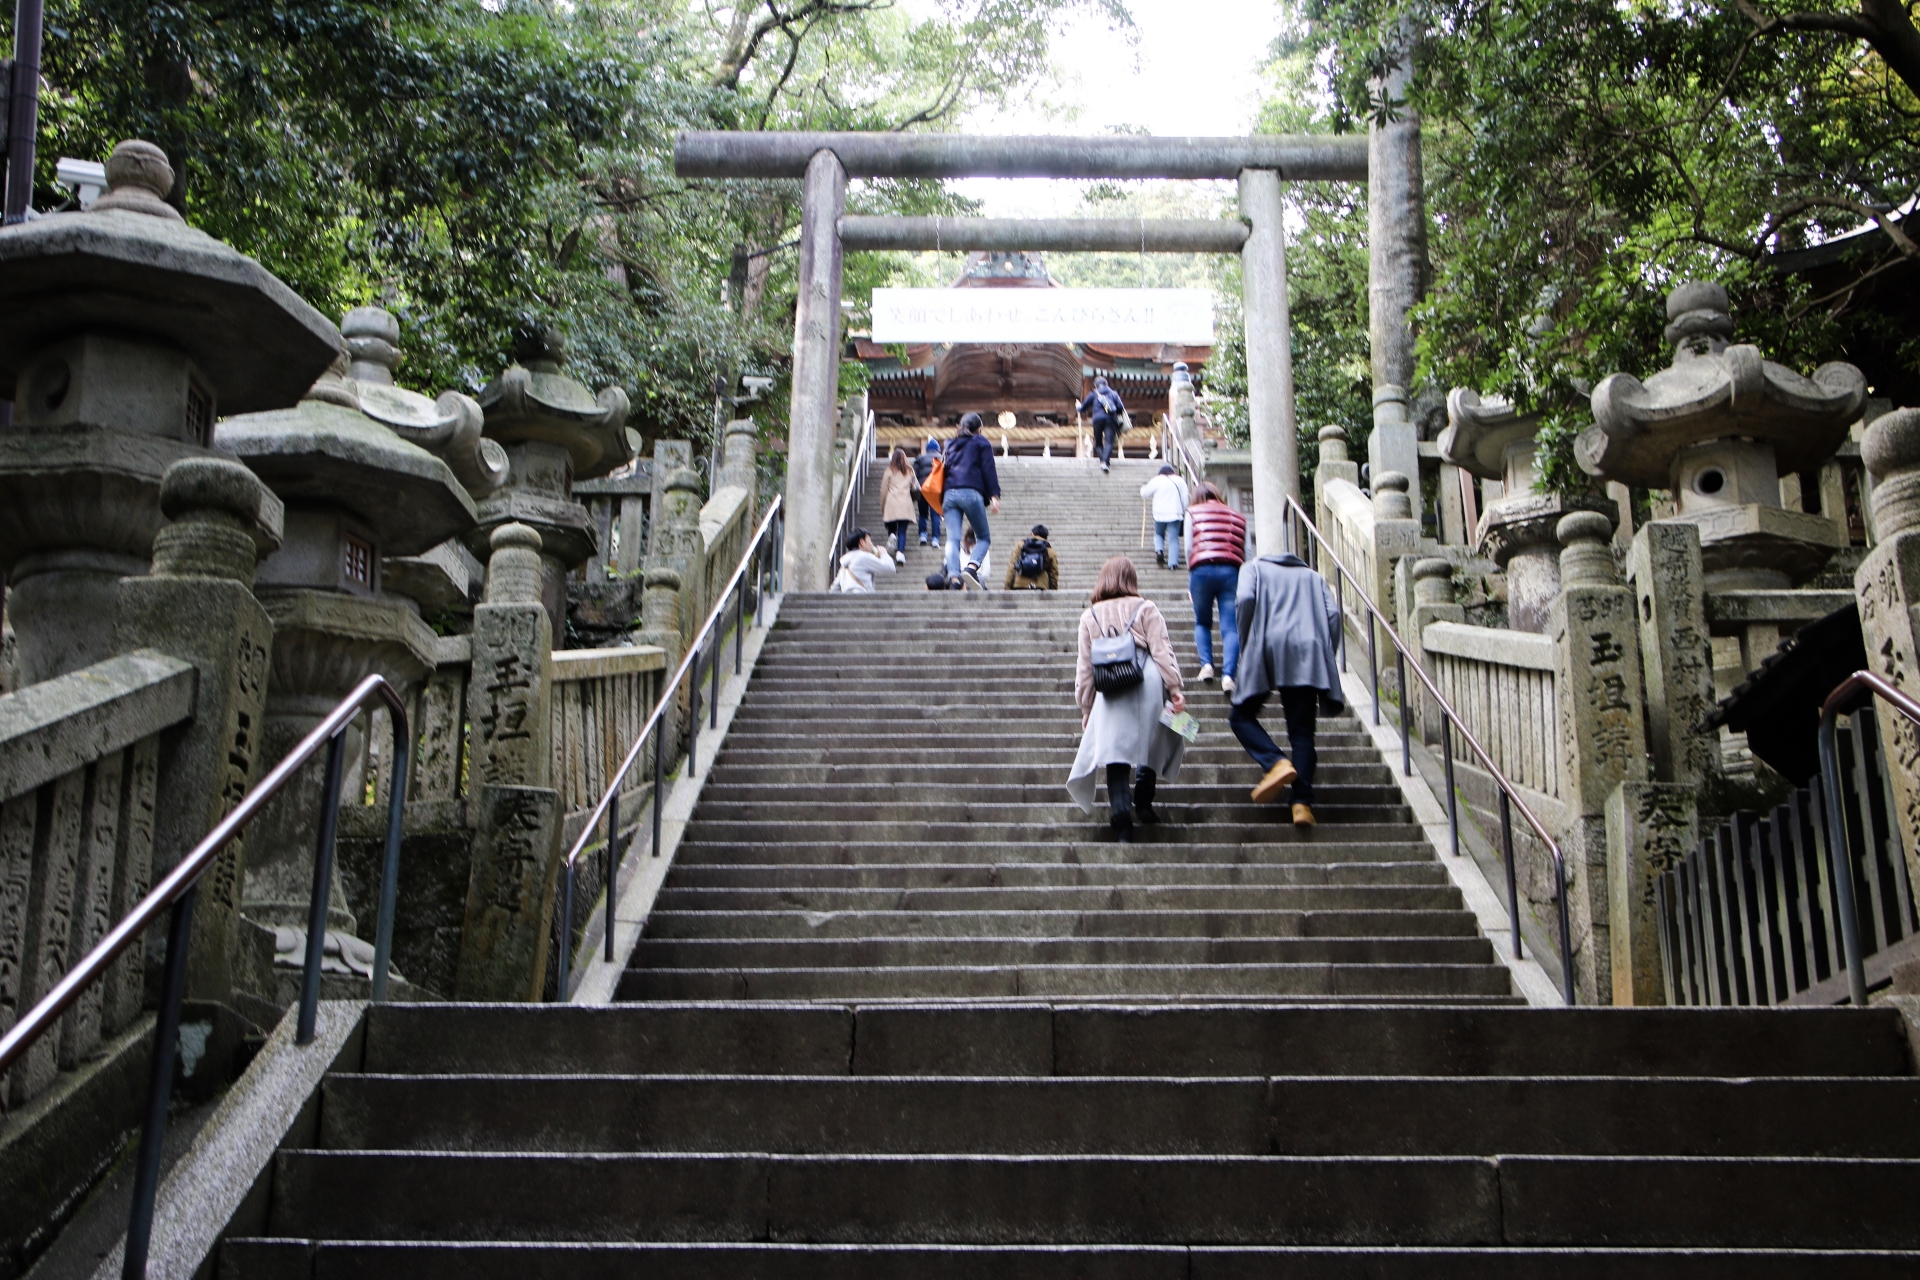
[1854,408,1920,885]
[112,458,282,1005]
[456,524,563,1000]
[1626,522,1720,788]
[1369,472,1423,691]
[1550,511,1649,1003]
[716,417,760,521]
[633,565,685,756]
[1606,781,1698,1006]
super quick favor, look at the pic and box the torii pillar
[785,149,847,593]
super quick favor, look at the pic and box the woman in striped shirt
[1185,482,1249,693]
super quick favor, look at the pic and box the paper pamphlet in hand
[1159,709,1200,742]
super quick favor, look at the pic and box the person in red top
[1185,482,1249,693]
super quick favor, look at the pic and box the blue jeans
[1189,563,1240,677]
[916,497,943,544]
[1094,418,1120,465]
[1230,687,1319,804]
[1154,519,1184,567]
[943,487,991,578]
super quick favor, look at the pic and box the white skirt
[1066,663,1188,813]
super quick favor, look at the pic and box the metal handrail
[826,409,877,589]
[0,671,409,1279]
[1281,493,1575,1005]
[553,494,785,999]
[1817,669,1920,1005]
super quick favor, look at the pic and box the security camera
[739,375,776,400]
[55,158,107,211]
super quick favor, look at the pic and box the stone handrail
[1420,621,1563,803]
[0,649,197,1107]
[1319,477,1377,647]
[699,484,752,630]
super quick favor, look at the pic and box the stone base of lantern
[1668,503,1845,589]
[1478,492,1614,633]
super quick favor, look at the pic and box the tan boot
[1292,803,1316,827]
[1251,759,1298,803]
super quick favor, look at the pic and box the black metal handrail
[826,409,876,590]
[553,494,785,998]
[0,671,409,1279]
[1817,669,1920,1005]
[1282,493,1576,1005]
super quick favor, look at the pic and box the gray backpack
[1090,601,1148,695]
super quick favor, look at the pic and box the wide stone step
[355,1005,1916,1078]
[213,1239,1920,1279]
[708,749,1388,769]
[670,840,1442,867]
[257,1149,1920,1247]
[630,936,1496,970]
[678,817,1420,844]
[663,862,1450,888]
[617,962,1517,1001]
[639,909,1484,941]
[315,1072,1920,1157]
[649,885,1466,912]
[689,785,1408,808]
[705,762,1393,785]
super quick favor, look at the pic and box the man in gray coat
[1230,552,1344,826]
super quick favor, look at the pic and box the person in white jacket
[1139,465,1190,569]
[831,528,897,593]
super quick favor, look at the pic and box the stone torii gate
[673,131,1425,589]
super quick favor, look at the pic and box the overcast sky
[944,0,1283,217]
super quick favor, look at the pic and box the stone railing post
[1369,471,1423,696]
[112,457,282,1005]
[1406,558,1464,738]
[717,418,760,518]
[1549,511,1649,1003]
[455,523,562,1000]
[656,467,709,650]
[632,566,685,760]
[1855,408,1920,886]
[1314,427,1359,529]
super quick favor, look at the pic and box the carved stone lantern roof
[342,307,509,499]
[475,325,634,481]
[1578,281,1866,487]
[215,359,478,557]
[1438,389,1540,481]
[0,141,337,413]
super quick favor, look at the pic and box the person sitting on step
[1005,524,1059,590]
[831,527,896,594]
[1067,556,1187,842]
[1229,542,1344,826]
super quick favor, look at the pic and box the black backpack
[1015,538,1049,580]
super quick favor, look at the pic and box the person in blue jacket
[941,412,1001,588]
[912,437,944,545]
[1077,376,1127,473]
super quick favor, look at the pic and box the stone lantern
[1440,389,1613,632]
[470,325,633,629]
[1579,281,1865,588]
[0,140,337,685]
[215,334,479,997]
[340,306,508,613]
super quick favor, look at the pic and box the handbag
[920,453,946,509]
[1090,601,1148,695]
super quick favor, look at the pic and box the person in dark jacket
[1230,551,1344,827]
[942,413,1001,588]
[912,437,944,546]
[1005,524,1060,590]
[1076,376,1126,473]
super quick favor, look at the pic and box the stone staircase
[213,458,1920,1274]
